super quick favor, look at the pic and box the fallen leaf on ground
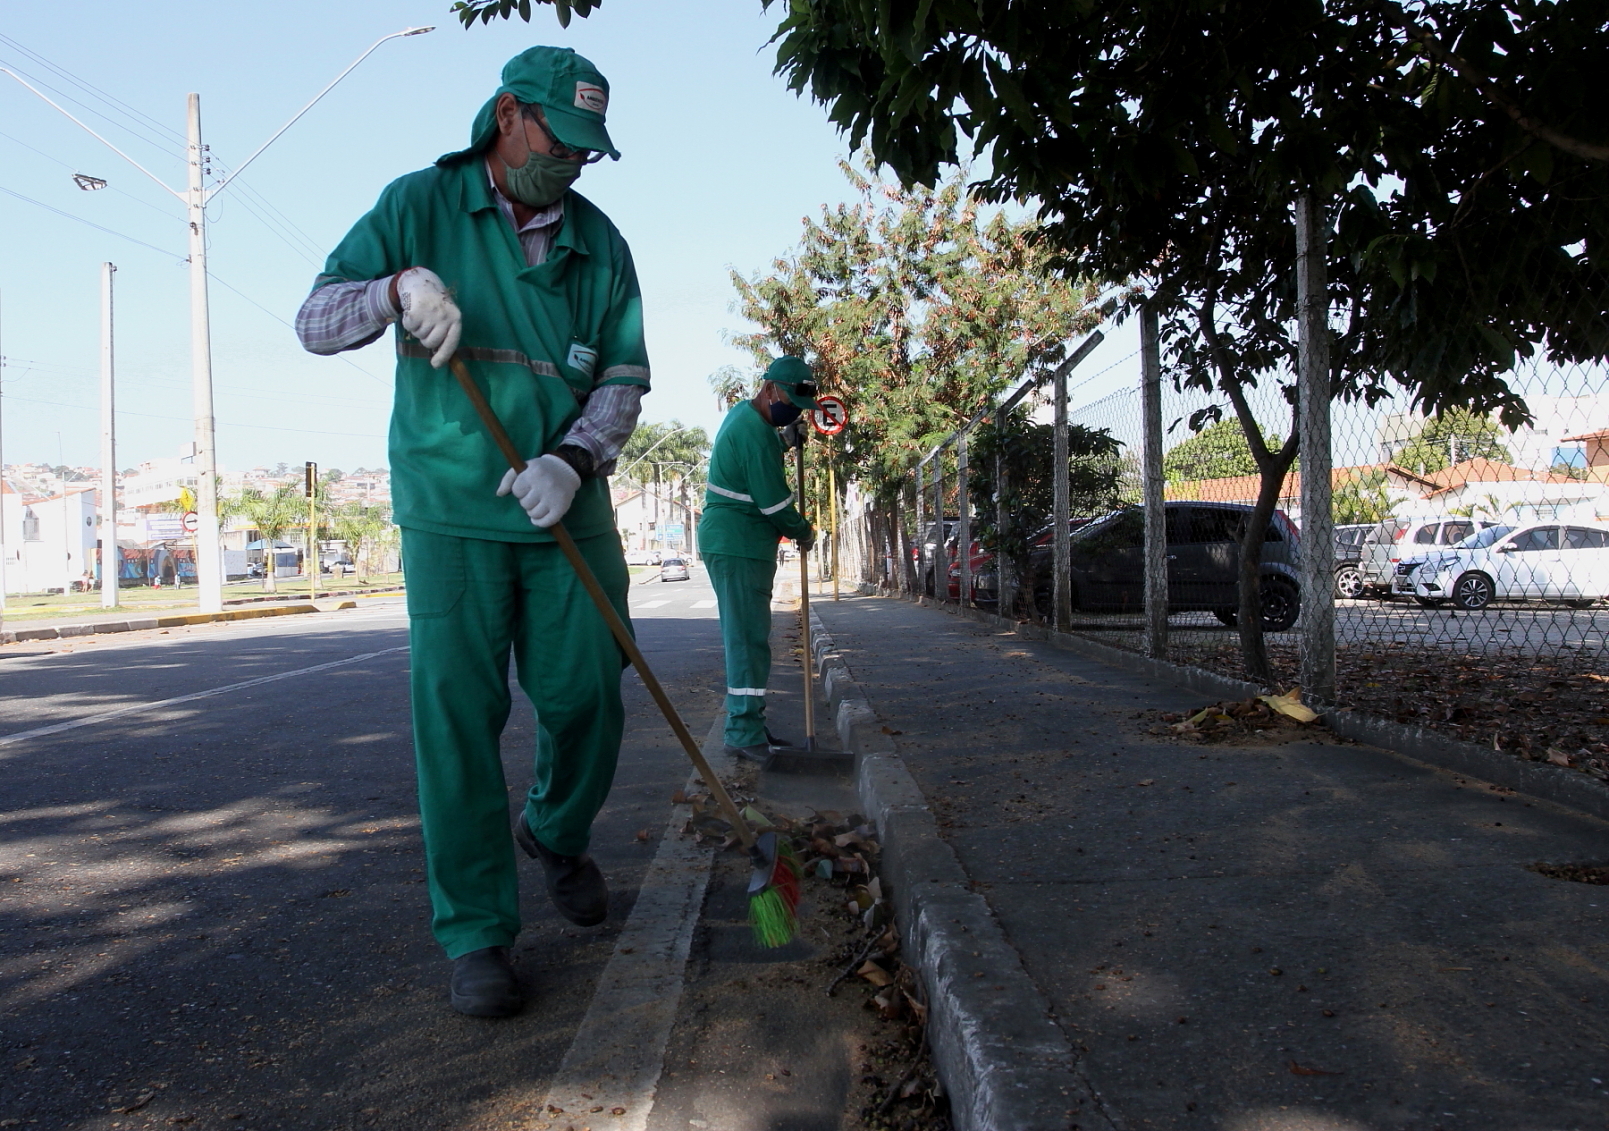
[1288,1061,1343,1076]
[1260,687,1319,723]
[857,960,894,986]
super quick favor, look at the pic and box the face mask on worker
[502,113,583,206]
[768,397,803,427]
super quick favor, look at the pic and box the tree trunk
[263,531,278,593]
[1236,457,1295,685]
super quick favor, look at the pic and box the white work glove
[395,267,461,369]
[497,454,582,528]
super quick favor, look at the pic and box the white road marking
[690,600,717,609]
[632,600,672,610]
[0,646,409,749]
[535,719,725,1131]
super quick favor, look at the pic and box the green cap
[766,356,819,410]
[438,46,619,165]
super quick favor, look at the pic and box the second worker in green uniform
[700,358,819,761]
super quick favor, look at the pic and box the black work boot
[723,742,773,763]
[514,814,608,927]
[449,946,522,1017]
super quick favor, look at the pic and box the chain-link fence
[849,319,1609,777]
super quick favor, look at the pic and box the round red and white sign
[811,395,849,436]
[182,510,200,534]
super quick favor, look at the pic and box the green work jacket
[699,403,811,561]
[314,156,650,542]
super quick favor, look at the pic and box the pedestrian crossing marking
[633,600,671,609]
[691,600,716,608]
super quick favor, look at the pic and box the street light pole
[186,94,225,611]
[101,262,119,608]
[1,26,433,613]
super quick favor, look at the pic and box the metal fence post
[1296,193,1336,703]
[1053,359,1072,631]
[932,454,944,599]
[1140,303,1168,658]
[996,447,1013,616]
[914,457,926,599]
[957,430,971,608]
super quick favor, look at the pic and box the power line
[0,33,187,149]
[0,127,183,221]
[0,182,180,259]
[1,391,384,439]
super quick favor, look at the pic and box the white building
[1,484,99,595]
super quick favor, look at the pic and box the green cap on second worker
[767,356,820,410]
[442,45,620,165]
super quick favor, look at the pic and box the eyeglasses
[792,381,819,400]
[521,105,607,165]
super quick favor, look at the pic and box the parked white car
[1395,521,1609,610]
[1361,516,1494,594]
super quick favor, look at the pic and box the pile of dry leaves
[1158,639,1609,782]
[1154,688,1322,743]
[673,794,949,1130]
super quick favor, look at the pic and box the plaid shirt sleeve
[562,384,644,476]
[295,277,398,355]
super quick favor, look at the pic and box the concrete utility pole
[186,94,224,613]
[1295,194,1336,704]
[100,263,119,608]
[1,26,433,614]
[306,461,319,598]
[1140,303,1168,659]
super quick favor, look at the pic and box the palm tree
[329,503,391,584]
[235,486,304,593]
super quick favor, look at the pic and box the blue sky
[0,0,869,472]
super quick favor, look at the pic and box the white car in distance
[1396,521,1609,610]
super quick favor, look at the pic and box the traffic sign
[181,511,200,535]
[811,395,848,436]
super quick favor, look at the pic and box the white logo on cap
[574,82,607,114]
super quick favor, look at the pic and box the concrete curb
[858,583,1609,825]
[0,601,355,645]
[223,584,403,605]
[808,611,1122,1131]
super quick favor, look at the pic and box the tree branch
[1389,6,1609,163]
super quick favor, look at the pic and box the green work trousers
[705,552,778,748]
[402,526,630,959]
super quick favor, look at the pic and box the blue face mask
[768,399,802,427]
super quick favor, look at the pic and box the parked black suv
[1031,501,1302,631]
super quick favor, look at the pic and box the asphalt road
[1,567,892,1131]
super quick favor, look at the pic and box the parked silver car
[1359,516,1493,595]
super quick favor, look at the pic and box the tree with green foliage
[329,503,392,583]
[967,407,1124,620]
[1332,469,1396,526]
[756,0,1607,683]
[1390,409,1513,475]
[234,486,304,593]
[619,420,710,546]
[729,159,1101,569]
[1163,419,1283,484]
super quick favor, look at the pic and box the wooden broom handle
[448,356,755,848]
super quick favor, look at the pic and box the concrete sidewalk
[812,592,1609,1131]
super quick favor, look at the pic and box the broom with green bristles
[447,354,801,947]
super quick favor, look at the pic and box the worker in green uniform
[700,357,819,761]
[296,47,649,1018]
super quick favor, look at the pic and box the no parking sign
[811,395,848,436]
